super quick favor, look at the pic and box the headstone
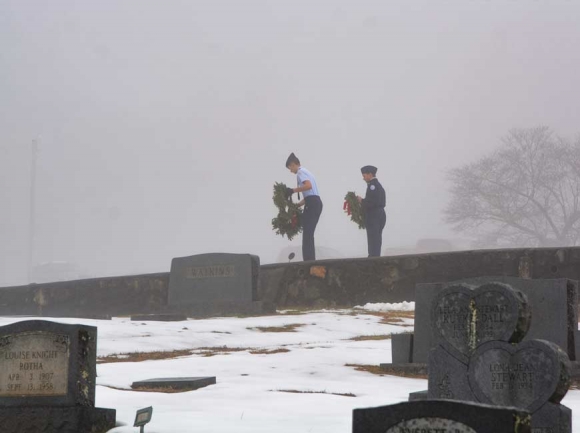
[425,282,572,433]
[407,390,428,401]
[131,376,216,391]
[413,277,577,364]
[468,340,570,412]
[391,333,413,364]
[166,253,274,318]
[352,400,531,433]
[168,253,259,305]
[431,282,531,364]
[0,320,115,433]
[428,345,474,401]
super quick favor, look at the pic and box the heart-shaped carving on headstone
[431,282,531,364]
[468,339,571,413]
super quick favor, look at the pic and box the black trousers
[365,208,386,257]
[302,195,323,261]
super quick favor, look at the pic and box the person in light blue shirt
[285,153,323,261]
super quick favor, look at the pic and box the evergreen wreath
[272,182,303,241]
[343,191,366,229]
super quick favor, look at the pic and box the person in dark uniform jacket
[357,165,386,257]
[285,153,323,261]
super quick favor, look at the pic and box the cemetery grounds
[2,303,580,433]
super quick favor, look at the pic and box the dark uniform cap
[286,152,300,167]
[361,165,378,175]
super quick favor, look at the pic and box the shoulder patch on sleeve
[370,185,376,191]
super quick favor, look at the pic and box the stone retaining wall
[1,247,579,317]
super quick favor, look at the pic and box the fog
[1,0,579,286]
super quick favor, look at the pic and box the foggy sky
[2,0,580,286]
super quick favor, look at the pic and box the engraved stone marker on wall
[0,320,116,433]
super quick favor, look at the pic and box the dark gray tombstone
[168,253,259,304]
[131,376,216,391]
[391,333,413,364]
[427,345,474,401]
[352,400,531,433]
[413,277,578,364]
[167,253,272,317]
[431,282,531,364]
[425,281,572,432]
[407,390,428,401]
[468,339,571,433]
[0,320,115,433]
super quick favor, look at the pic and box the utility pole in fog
[27,139,38,284]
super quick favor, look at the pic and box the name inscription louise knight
[0,332,70,397]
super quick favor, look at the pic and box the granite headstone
[0,320,115,433]
[468,339,572,433]
[426,282,572,433]
[431,282,531,364]
[167,253,273,317]
[413,277,578,364]
[168,253,259,304]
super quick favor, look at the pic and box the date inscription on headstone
[385,417,477,433]
[0,331,70,397]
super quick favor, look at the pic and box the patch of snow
[354,301,415,312]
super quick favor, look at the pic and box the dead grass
[249,348,291,355]
[98,349,193,364]
[346,363,427,379]
[348,334,392,341]
[248,323,305,333]
[194,346,248,357]
[353,310,415,326]
[345,363,389,376]
[98,345,292,363]
[101,385,192,394]
[272,389,356,397]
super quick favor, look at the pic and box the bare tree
[445,126,580,248]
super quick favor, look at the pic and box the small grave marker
[131,376,216,392]
[134,406,153,433]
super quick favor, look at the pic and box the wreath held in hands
[272,182,303,241]
[343,191,365,229]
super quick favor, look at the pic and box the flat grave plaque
[131,376,216,392]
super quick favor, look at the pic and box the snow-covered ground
[1,303,580,432]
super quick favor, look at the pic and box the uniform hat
[286,152,300,167]
[361,165,377,175]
